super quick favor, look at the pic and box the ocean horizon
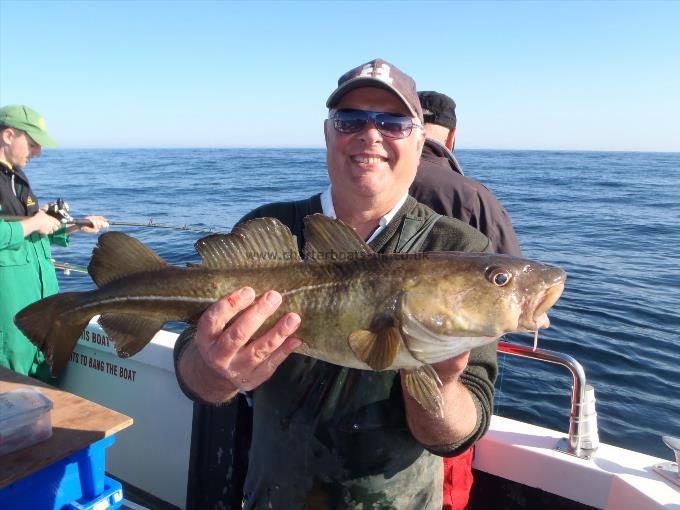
[45,147,680,154]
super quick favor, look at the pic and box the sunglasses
[330,109,422,139]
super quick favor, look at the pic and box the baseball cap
[0,105,57,148]
[326,59,424,122]
[418,91,457,129]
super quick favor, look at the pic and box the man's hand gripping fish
[15,214,566,415]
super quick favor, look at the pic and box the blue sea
[28,148,680,460]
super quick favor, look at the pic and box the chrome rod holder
[498,341,598,459]
[653,435,680,487]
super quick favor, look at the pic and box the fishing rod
[1,214,216,234]
[52,260,89,275]
[1,199,221,234]
[68,217,216,233]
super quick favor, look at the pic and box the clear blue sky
[1,0,678,151]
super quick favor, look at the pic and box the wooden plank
[0,366,133,488]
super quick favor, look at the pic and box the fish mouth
[521,277,566,331]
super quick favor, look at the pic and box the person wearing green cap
[0,104,108,382]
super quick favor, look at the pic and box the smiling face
[0,128,42,168]
[324,87,425,213]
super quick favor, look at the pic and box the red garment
[442,447,474,510]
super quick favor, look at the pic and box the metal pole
[497,341,587,457]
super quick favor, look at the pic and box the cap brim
[326,77,420,119]
[24,127,57,148]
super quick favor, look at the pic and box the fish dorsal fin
[195,217,301,269]
[303,214,374,263]
[99,314,166,358]
[347,314,401,371]
[403,365,444,417]
[88,232,167,287]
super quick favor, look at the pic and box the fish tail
[15,292,91,377]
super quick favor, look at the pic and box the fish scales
[282,262,402,369]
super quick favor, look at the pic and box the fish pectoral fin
[348,325,401,371]
[195,217,301,269]
[98,314,165,358]
[403,365,444,417]
[303,214,374,262]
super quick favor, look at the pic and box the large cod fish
[16,214,566,415]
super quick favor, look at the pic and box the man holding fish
[172,59,558,508]
[14,60,564,508]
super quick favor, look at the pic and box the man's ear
[0,127,15,145]
[445,128,456,151]
[416,126,426,154]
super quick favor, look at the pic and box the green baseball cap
[0,105,57,148]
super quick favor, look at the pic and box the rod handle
[70,218,95,227]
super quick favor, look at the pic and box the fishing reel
[45,198,75,223]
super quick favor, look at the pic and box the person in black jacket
[411,91,521,257]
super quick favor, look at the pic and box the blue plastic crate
[0,435,124,509]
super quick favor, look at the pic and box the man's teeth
[353,156,385,164]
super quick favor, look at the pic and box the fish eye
[487,267,512,287]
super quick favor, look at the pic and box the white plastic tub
[0,387,53,456]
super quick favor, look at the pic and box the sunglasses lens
[375,113,413,138]
[332,109,413,138]
[333,109,368,134]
